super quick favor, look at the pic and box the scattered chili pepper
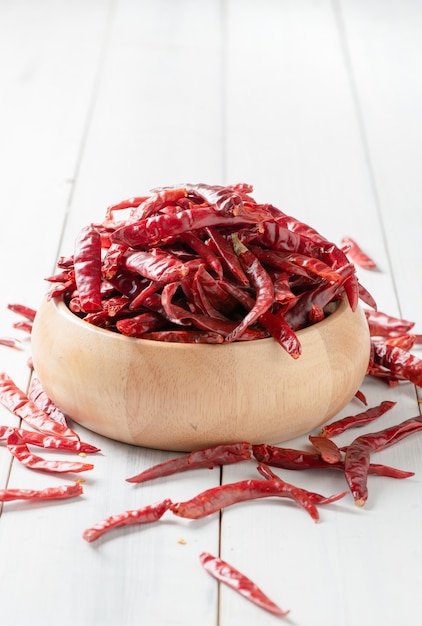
[340,237,377,270]
[308,435,343,464]
[319,401,396,438]
[344,416,422,506]
[371,342,422,387]
[0,372,79,439]
[27,376,71,429]
[170,477,321,522]
[0,482,83,503]
[354,389,368,406]
[256,463,348,504]
[126,442,253,483]
[365,310,414,337]
[199,552,290,617]
[0,426,99,453]
[6,430,94,474]
[82,498,173,542]
[7,303,37,322]
[0,337,23,350]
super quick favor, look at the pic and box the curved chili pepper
[308,435,343,464]
[0,372,79,439]
[126,442,253,483]
[344,416,422,506]
[252,443,413,481]
[355,389,368,405]
[7,303,37,322]
[180,231,223,278]
[140,330,225,343]
[6,431,94,474]
[206,227,249,285]
[225,237,274,342]
[372,342,422,387]
[170,477,320,522]
[319,401,396,438]
[199,552,290,617]
[124,249,190,283]
[365,310,415,337]
[0,482,83,503]
[0,338,23,350]
[116,311,166,337]
[73,223,103,312]
[111,205,270,248]
[256,463,348,504]
[27,376,68,428]
[0,426,99,454]
[341,236,377,270]
[82,498,173,542]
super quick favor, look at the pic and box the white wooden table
[0,1,421,624]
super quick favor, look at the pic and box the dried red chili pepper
[6,431,94,474]
[344,415,422,506]
[199,552,290,617]
[0,372,78,439]
[256,463,348,504]
[170,477,320,522]
[7,303,37,322]
[372,341,422,387]
[354,389,368,406]
[319,400,396,438]
[340,236,377,270]
[74,223,103,312]
[0,337,23,350]
[308,435,343,464]
[0,426,99,453]
[365,310,414,337]
[126,442,253,483]
[225,236,274,342]
[27,376,71,429]
[0,482,83,503]
[82,498,173,542]
[252,443,413,481]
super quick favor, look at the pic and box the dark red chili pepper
[0,372,78,439]
[384,334,417,350]
[124,249,190,283]
[0,482,83,503]
[308,435,343,464]
[199,552,290,617]
[340,236,377,270]
[116,311,166,337]
[372,341,422,387]
[0,426,99,454]
[6,431,94,474]
[320,401,396,438]
[7,303,37,322]
[140,330,225,343]
[358,282,378,310]
[365,310,414,337]
[74,223,103,312]
[252,443,413,481]
[111,205,270,248]
[206,227,249,285]
[256,463,348,504]
[82,498,173,542]
[225,236,274,342]
[344,415,422,506]
[27,376,71,429]
[354,389,368,405]
[170,477,320,522]
[180,231,223,278]
[126,442,253,483]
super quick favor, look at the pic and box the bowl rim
[46,294,348,350]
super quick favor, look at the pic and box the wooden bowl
[31,296,370,451]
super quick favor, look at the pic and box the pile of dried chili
[45,183,369,356]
